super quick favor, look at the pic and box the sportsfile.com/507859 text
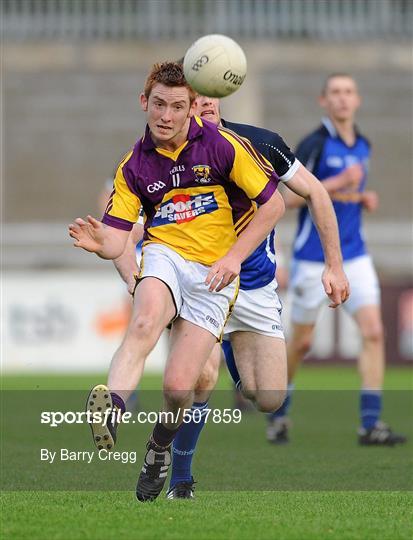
[40,408,242,428]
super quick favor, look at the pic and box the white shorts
[223,278,284,340]
[139,243,239,339]
[290,254,381,325]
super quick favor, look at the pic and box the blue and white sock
[222,340,241,389]
[169,401,208,488]
[269,383,294,421]
[360,389,382,429]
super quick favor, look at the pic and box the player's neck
[330,117,356,146]
[151,118,191,152]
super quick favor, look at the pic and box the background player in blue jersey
[274,73,406,446]
[164,94,349,498]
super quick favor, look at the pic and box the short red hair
[144,62,196,103]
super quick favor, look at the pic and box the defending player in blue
[165,94,350,499]
[275,73,407,446]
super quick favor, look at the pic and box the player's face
[141,83,193,149]
[193,95,221,126]
[320,76,361,122]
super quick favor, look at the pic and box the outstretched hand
[322,265,350,308]
[68,215,106,253]
[205,254,241,292]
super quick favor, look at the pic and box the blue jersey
[222,119,299,289]
[293,117,370,262]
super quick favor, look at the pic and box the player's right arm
[282,164,349,306]
[259,129,348,305]
[206,129,284,292]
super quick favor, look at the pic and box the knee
[290,335,312,357]
[255,390,286,413]
[128,313,158,341]
[240,387,257,403]
[163,381,192,409]
[195,363,219,393]
[361,323,384,345]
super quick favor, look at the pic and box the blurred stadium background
[3,0,413,373]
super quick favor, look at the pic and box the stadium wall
[4,41,412,225]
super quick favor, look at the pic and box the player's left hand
[68,215,106,253]
[322,265,350,308]
[205,254,241,292]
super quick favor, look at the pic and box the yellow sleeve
[103,151,142,230]
[219,129,279,204]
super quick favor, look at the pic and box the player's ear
[188,101,196,117]
[140,93,148,112]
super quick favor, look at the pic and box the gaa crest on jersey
[192,164,211,184]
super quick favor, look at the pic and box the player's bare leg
[264,322,315,443]
[353,305,384,390]
[167,343,221,499]
[230,331,287,412]
[193,343,221,402]
[136,319,218,502]
[108,277,176,400]
[87,278,175,451]
[161,319,218,426]
[286,323,316,381]
[353,304,405,445]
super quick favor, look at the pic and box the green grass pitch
[1,366,412,540]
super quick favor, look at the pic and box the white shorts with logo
[290,254,380,325]
[138,243,239,339]
[223,278,284,340]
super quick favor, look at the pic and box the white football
[183,34,247,98]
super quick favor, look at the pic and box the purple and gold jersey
[103,116,279,266]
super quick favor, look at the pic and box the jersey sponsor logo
[147,181,166,193]
[152,192,218,227]
[192,164,211,184]
[191,55,209,72]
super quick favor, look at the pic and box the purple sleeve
[102,214,134,231]
[253,171,279,205]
